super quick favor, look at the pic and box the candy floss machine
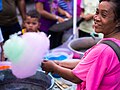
[0,62,54,90]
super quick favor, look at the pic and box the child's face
[24,16,40,32]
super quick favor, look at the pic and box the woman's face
[93,1,117,37]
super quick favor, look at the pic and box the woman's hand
[41,60,58,74]
[57,16,65,23]
[65,12,72,19]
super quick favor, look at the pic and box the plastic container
[44,48,73,78]
[0,61,11,70]
[51,48,73,59]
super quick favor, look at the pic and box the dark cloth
[1,22,21,42]
[48,30,63,49]
[78,29,91,37]
[78,29,99,37]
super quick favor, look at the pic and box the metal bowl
[0,69,54,90]
[68,37,101,55]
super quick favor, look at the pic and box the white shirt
[0,28,3,43]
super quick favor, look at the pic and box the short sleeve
[72,43,119,89]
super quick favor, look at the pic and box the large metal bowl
[0,69,54,90]
[68,37,101,55]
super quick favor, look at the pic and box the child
[22,9,41,34]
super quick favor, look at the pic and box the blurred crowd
[0,0,102,61]
[1,1,120,90]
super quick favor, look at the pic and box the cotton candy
[3,32,50,78]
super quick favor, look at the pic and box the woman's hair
[100,0,120,21]
[26,9,41,20]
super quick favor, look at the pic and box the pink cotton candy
[11,32,50,78]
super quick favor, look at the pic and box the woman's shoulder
[90,38,120,57]
[84,39,115,58]
[101,38,120,46]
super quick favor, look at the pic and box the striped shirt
[58,0,73,15]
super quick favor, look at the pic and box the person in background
[22,9,41,34]
[0,0,26,42]
[34,0,72,49]
[41,0,120,89]
[58,0,73,43]
[78,0,99,37]
[58,0,73,17]
[77,0,82,17]
[59,0,82,17]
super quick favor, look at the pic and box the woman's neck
[104,29,120,40]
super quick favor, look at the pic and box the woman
[34,0,71,49]
[41,0,120,89]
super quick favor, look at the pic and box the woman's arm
[58,7,72,19]
[55,59,80,69]
[41,60,82,84]
[80,8,94,21]
[35,2,64,23]
[82,14,94,21]
[17,0,26,21]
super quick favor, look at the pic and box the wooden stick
[48,35,51,39]
[55,81,64,90]
[54,78,69,89]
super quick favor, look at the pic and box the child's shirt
[22,29,40,34]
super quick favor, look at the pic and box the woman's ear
[115,20,120,28]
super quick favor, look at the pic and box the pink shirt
[72,38,120,90]
[77,0,82,16]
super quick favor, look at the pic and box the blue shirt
[58,0,73,16]
[0,0,2,12]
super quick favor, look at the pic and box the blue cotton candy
[46,55,67,60]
